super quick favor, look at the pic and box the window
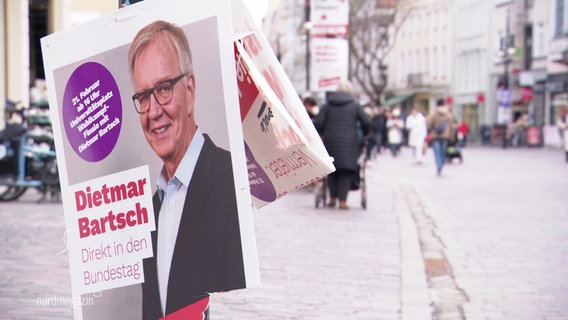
[535,23,546,57]
[424,48,429,79]
[555,0,566,37]
[440,47,447,79]
[400,52,406,83]
[416,50,421,74]
[389,64,396,87]
[433,47,438,79]
[433,10,438,30]
[408,51,413,75]
[565,0,568,34]
[429,47,435,78]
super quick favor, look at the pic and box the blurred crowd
[302,81,472,209]
[303,81,568,208]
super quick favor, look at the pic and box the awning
[383,93,413,107]
[551,48,568,66]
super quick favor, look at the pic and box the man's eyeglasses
[132,73,187,114]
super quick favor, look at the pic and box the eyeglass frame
[131,73,187,114]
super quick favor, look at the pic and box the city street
[1,145,567,319]
[212,145,568,320]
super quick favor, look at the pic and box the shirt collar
[157,128,205,196]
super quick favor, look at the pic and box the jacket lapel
[165,136,216,314]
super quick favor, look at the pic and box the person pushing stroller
[313,80,372,210]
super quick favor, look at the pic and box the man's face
[132,37,196,168]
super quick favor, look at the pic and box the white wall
[454,0,490,101]
[5,0,29,105]
[388,0,453,87]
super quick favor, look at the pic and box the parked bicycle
[0,99,59,202]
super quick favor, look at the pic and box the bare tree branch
[348,0,410,105]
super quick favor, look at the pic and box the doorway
[29,0,48,83]
[462,104,479,142]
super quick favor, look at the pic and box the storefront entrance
[461,104,479,142]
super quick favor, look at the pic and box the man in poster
[128,20,246,319]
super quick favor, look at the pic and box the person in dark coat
[303,96,320,120]
[375,106,388,153]
[314,80,372,209]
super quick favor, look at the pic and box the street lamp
[303,0,312,93]
[497,8,516,148]
[497,13,516,90]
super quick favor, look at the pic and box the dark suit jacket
[142,135,246,319]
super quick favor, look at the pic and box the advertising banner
[310,0,349,37]
[232,0,335,208]
[310,37,349,92]
[497,88,512,124]
[41,0,260,318]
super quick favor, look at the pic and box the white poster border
[41,0,260,318]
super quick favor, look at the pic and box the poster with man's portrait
[41,0,260,318]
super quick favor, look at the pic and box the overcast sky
[242,0,268,27]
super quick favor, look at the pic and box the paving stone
[1,147,566,319]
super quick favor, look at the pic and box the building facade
[517,0,568,146]
[0,0,114,128]
[453,0,492,142]
[540,0,568,124]
[4,0,567,146]
[263,0,309,95]
[383,0,454,118]
[383,0,568,144]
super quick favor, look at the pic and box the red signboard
[526,126,541,146]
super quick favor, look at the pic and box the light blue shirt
[156,128,204,314]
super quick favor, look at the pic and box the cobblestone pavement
[405,147,568,320]
[0,190,73,319]
[1,146,567,319]
[212,163,411,320]
[213,146,568,320]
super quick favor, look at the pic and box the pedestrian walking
[405,107,428,164]
[386,107,404,157]
[376,106,388,154]
[427,99,454,176]
[303,96,319,120]
[457,119,470,147]
[363,104,381,161]
[303,96,321,192]
[314,80,372,209]
[556,105,568,163]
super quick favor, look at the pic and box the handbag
[434,120,448,134]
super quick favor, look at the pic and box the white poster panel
[41,0,260,318]
[232,0,335,208]
[310,0,349,37]
[310,37,349,92]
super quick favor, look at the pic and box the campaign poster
[310,0,349,37]
[41,0,260,318]
[232,0,335,208]
[310,37,349,92]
